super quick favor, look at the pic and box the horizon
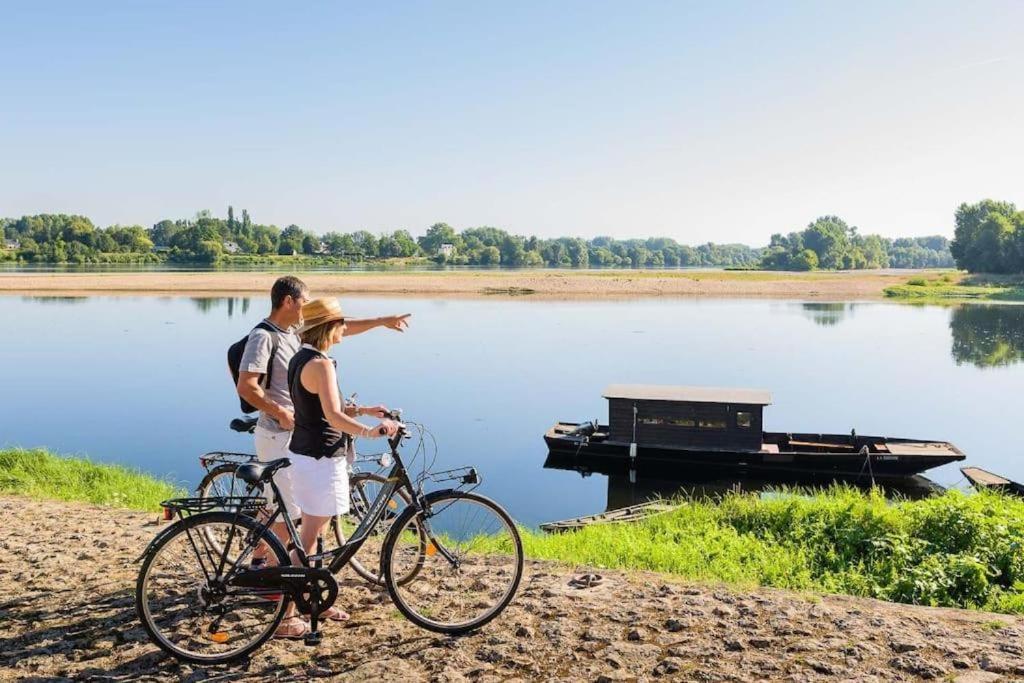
[2,2,1021,242]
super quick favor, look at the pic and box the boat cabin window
[671,417,696,427]
[736,411,752,428]
[698,418,727,430]
[640,417,663,425]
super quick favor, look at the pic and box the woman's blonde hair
[300,319,343,350]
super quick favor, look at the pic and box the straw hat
[298,297,345,333]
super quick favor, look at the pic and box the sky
[1,1,1022,245]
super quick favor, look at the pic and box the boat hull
[545,425,965,480]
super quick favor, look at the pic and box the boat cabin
[604,384,771,452]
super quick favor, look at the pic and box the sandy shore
[0,270,919,300]
[2,494,1022,681]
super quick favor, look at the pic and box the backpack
[227,321,279,414]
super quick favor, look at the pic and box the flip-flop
[274,616,310,640]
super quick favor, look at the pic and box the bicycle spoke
[386,493,522,632]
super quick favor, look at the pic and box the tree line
[949,199,1024,273]
[1,207,953,269]
[760,216,953,270]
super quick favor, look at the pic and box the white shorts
[254,426,301,519]
[287,453,350,518]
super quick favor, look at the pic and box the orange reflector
[210,632,230,643]
[162,507,173,521]
[388,500,398,510]
[426,543,437,556]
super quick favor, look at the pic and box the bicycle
[135,413,524,664]
[196,416,410,585]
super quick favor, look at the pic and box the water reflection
[544,452,943,515]
[20,296,88,304]
[949,304,1024,368]
[190,297,252,318]
[800,302,856,327]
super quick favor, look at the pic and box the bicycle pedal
[304,632,323,646]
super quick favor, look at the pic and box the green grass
[0,448,186,511]
[885,272,1024,301]
[499,487,1024,614]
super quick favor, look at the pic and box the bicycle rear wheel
[196,464,248,500]
[382,490,523,634]
[136,511,289,664]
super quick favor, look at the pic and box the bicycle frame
[249,426,453,574]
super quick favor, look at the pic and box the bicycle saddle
[236,458,291,485]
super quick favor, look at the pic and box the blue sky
[1,1,1021,244]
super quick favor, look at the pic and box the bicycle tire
[135,511,290,664]
[196,464,248,500]
[381,490,523,634]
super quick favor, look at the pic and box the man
[236,276,409,574]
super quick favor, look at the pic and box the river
[1,295,1021,526]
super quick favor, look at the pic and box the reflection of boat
[543,453,947,502]
[545,385,966,481]
[961,467,1024,497]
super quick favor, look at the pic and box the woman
[278,297,399,638]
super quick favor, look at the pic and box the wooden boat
[545,385,966,480]
[539,500,677,533]
[961,467,1024,497]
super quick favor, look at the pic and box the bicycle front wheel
[382,490,523,634]
[135,511,289,664]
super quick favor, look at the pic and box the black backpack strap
[254,321,280,390]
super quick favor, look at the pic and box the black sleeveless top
[287,345,352,459]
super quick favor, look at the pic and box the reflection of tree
[21,296,88,304]
[190,297,252,318]
[801,303,854,327]
[950,305,1024,368]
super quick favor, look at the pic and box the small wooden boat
[961,467,1024,497]
[539,500,677,533]
[545,385,966,480]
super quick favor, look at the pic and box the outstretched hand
[385,314,411,332]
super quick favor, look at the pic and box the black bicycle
[195,416,412,586]
[135,414,524,664]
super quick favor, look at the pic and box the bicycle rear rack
[160,496,267,521]
[198,451,257,468]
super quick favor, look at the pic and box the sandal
[321,606,350,622]
[274,616,309,640]
[569,573,604,589]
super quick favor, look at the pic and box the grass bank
[0,448,185,511]
[514,487,1024,615]
[885,272,1024,301]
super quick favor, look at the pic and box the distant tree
[793,248,819,271]
[949,200,1024,273]
[478,245,501,265]
[418,223,458,256]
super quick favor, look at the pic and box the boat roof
[602,384,772,405]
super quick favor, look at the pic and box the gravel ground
[1,495,1022,682]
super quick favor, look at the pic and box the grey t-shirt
[239,319,301,433]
